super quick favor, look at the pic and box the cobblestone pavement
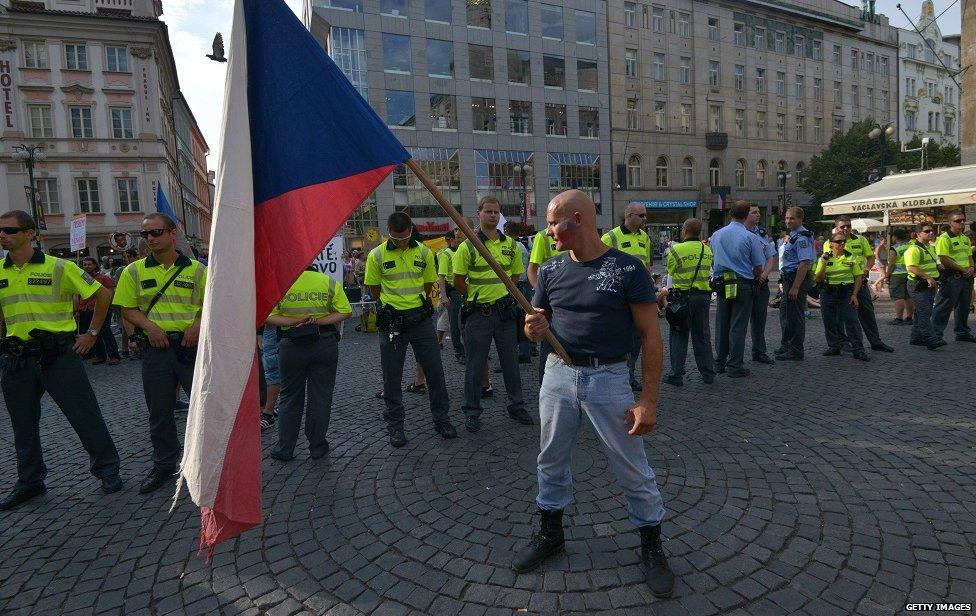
[1,302,975,616]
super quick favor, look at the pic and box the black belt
[672,288,711,295]
[567,355,627,367]
[1,332,74,357]
[823,283,854,289]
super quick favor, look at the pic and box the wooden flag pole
[406,158,572,365]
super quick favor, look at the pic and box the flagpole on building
[406,158,572,365]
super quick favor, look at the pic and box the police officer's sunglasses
[951,218,965,224]
[0,227,28,235]
[139,228,170,238]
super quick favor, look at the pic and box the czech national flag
[179,0,408,557]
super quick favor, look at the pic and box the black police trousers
[379,316,451,431]
[1,351,120,490]
[820,285,864,352]
[273,334,339,459]
[141,344,196,471]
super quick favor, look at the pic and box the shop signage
[633,200,698,210]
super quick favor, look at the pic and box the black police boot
[0,484,46,511]
[639,524,675,598]
[464,416,481,433]
[138,468,176,495]
[822,347,841,356]
[434,422,458,439]
[663,374,683,387]
[512,509,565,573]
[871,342,895,353]
[389,429,407,448]
[101,476,123,494]
[509,408,534,425]
[852,350,871,362]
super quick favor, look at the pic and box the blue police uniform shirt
[533,249,654,357]
[750,226,777,262]
[781,225,816,273]
[710,221,766,280]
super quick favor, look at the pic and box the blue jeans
[536,356,665,527]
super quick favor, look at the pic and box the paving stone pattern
[1,306,975,615]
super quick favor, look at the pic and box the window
[625,49,637,78]
[812,40,822,61]
[680,103,692,133]
[813,78,822,101]
[626,99,640,130]
[472,97,497,132]
[734,159,746,188]
[116,178,140,213]
[506,0,528,34]
[708,61,720,87]
[427,39,454,78]
[321,0,362,10]
[755,68,766,93]
[833,117,843,134]
[734,65,744,91]
[579,107,598,138]
[541,5,563,39]
[577,60,597,92]
[813,117,822,142]
[708,159,721,187]
[624,2,636,28]
[865,52,874,73]
[76,179,100,213]
[867,87,874,109]
[850,49,858,70]
[681,158,694,187]
[383,33,411,74]
[543,56,565,88]
[905,110,916,131]
[655,156,668,187]
[27,105,53,138]
[708,105,722,131]
[330,28,368,98]
[64,43,88,70]
[944,116,954,136]
[70,106,93,138]
[907,43,918,59]
[35,178,60,215]
[756,111,766,138]
[833,44,841,64]
[755,27,765,49]
[851,84,859,107]
[576,10,596,45]
[426,0,452,23]
[469,44,494,81]
[110,107,133,139]
[105,46,128,72]
[507,49,530,85]
[795,75,804,98]
[654,53,666,81]
[651,6,664,32]
[678,12,690,37]
[509,100,532,134]
[927,111,934,132]
[795,161,805,185]
[774,31,785,53]
[756,160,767,188]
[905,77,916,96]
[925,39,935,64]
[776,113,785,139]
[386,91,416,128]
[23,40,49,69]
[430,94,458,130]
[679,57,691,84]
[707,18,719,42]
[926,81,937,99]
[794,35,804,56]
[381,0,408,16]
[545,103,567,136]
[395,149,461,218]
[467,0,491,28]
[775,72,785,96]
[880,56,889,76]
[627,154,642,188]
[653,101,666,131]
[794,115,805,141]
[733,23,744,46]
[833,81,841,104]
[734,109,744,136]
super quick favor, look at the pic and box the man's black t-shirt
[533,248,654,357]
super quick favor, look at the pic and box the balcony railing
[95,0,133,11]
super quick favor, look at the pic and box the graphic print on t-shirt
[587,255,636,293]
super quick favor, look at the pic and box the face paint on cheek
[555,220,577,242]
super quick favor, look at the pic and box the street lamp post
[517,163,532,225]
[867,123,895,180]
[11,144,47,249]
[777,171,792,217]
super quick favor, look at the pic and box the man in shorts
[883,228,914,325]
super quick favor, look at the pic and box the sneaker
[260,413,277,431]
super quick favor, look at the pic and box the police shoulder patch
[82,272,96,285]
[797,238,809,249]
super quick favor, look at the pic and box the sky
[161,0,962,171]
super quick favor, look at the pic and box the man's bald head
[681,218,703,240]
[624,202,647,231]
[548,189,597,227]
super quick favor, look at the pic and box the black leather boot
[512,509,564,573]
[640,524,675,598]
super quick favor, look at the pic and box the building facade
[173,93,211,252]
[896,1,961,146]
[0,0,209,258]
[305,0,614,240]
[606,0,898,242]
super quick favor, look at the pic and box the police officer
[437,230,466,363]
[365,212,456,447]
[883,228,914,325]
[710,202,766,378]
[932,211,975,343]
[827,215,895,353]
[115,213,206,494]
[602,202,653,391]
[904,222,943,350]
[265,265,352,461]
[0,211,122,510]
[663,218,716,386]
[814,232,869,361]
[745,203,777,364]
[776,207,816,361]
[453,196,531,433]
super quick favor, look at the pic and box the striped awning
[822,164,976,215]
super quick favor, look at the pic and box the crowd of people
[1,193,973,599]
